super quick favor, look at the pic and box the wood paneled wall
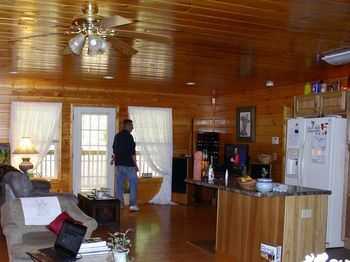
[0,80,310,190]
[0,81,213,192]
[214,83,304,182]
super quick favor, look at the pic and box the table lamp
[13,137,38,173]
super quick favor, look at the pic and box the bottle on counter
[332,81,341,91]
[201,149,209,181]
[312,82,321,94]
[304,82,312,95]
[320,80,327,93]
[208,156,214,183]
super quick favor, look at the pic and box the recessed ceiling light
[186,82,196,86]
[266,80,274,87]
[103,75,114,80]
[9,71,19,74]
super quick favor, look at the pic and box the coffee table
[28,251,136,262]
[27,250,114,261]
[78,193,120,229]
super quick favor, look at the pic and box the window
[33,141,60,178]
[10,102,62,178]
[135,147,160,177]
[128,106,173,204]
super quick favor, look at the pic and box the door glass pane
[82,115,90,129]
[82,130,90,146]
[99,115,107,130]
[90,115,99,130]
[80,113,109,191]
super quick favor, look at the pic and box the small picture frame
[0,144,11,165]
[141,172,153,178]
[236,106,255,142]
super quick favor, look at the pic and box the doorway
[72,107,116,195]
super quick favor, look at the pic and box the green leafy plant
[124,180,130,194]
[27,171,41,178]
[261,168,269,178]
[107,228,132,253]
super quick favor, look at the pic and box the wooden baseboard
[344,239,350,250]
[172,193,188,204]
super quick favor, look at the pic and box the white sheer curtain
[10,102,62,170]
[128,106,174,205]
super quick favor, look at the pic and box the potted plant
[123,180,130,206]
[260,167,269,178]
[107,229,132,262]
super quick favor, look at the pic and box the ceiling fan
[16,1,172,57]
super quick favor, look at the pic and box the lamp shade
[68,33,86,55]
[13,137,38,154]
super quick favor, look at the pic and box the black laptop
[38,220,87,262]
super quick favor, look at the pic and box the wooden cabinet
[320,91,347,114]
[294,94,320,116]
[294,91,347,117]
[216,190,327,262]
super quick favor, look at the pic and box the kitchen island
[186,178,331,262]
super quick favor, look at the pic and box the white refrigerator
[285,117,347,248]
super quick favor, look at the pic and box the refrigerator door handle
[298,141,305,186]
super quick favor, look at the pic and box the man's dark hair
[123,119,133,128]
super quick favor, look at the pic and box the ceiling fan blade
[11,32,63,42]
[108,37,138,57]
[97,15,132,29]
[61,46,73,55]
[114,30,172,43]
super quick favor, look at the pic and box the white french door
[72,107,116,195]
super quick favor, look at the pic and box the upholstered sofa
[0,167,78,206]
[1,197,98,262]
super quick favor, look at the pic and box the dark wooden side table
[78,193,120,229]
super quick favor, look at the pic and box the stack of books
[78,237,111,256]
[260,243,282,262]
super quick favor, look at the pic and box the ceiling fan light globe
[68,34,86,55]
[88,35,102,51]
[90,39,97,46]
[99,39,111,54]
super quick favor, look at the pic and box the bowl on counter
[257,154,273,164]
[256,178,273,193]
[237,178,256,191]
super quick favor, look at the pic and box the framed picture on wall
[236,106,255,142]
[0,144,11,165]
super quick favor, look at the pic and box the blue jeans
[115,165,138,206]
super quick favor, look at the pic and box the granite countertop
[185,177,331,197]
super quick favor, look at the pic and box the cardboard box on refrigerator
[260,243,282,262]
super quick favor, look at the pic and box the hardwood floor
[94,204,221,262]
[1,204,349,261]
[0,204,222,262]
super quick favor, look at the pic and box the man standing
[111,119,139,211]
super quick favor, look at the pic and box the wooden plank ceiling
[0,0,350,95]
